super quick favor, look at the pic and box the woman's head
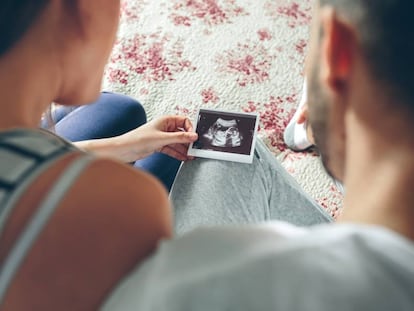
[0,1,50,56]
[0,0,121,105]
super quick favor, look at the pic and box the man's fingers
[297,105,309,124]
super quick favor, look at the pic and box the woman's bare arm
[73,115,198,163]
[0,155,172,311]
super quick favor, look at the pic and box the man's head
[306,0,414,182]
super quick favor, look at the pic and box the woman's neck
[0,37,59,130]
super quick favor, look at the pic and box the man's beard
[308,66,338,181]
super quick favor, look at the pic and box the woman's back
[0,129,171,310]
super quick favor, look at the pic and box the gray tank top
[0,128,94,305]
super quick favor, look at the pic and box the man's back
[103,222,414,311]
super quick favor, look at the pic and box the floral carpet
[102,0,344,218]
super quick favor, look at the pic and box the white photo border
[188,108,260,164]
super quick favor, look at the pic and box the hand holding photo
[188,109,259,164]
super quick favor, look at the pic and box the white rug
[103,0,344,218]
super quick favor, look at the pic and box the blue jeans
[43,92,182,191]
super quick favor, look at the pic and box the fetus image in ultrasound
[204,118,243,148]
[193,110,257,155]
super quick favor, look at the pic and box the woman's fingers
[167,143,189,157]
[157,131,198,148]
[183,117,194,132]
[159,116,195,133]
[161,145,190,161]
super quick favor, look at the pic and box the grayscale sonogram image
[192,110,257,155]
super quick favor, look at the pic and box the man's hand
[295,104,314,145]
[297,103,308,125]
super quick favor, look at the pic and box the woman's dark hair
[0,0,50,56]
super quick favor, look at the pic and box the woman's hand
[119,115,198,161]
[74,115,198,163]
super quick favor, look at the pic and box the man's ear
[320,7,356,93]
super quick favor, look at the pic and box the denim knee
[101,92,147,127]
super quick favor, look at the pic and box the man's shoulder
[104,223,414,311]
[179,224,414,309]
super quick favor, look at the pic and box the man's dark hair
[0,0,50,56]
[322,0,414,108]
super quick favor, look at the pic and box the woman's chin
[55,90,101,107]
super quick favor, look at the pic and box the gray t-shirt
[102,222,414,311]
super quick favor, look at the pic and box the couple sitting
[0,0,413,310]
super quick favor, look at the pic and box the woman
[0,1,197,309]
[42,92,195,191]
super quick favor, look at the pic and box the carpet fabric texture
[102,0,344,218]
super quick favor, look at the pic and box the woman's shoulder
[78,155,171,218]
[44,156,173,309]
[0,130,172,310]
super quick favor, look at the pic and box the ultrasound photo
[188,109,259,163]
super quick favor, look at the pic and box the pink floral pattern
[201,87,220,104]
[120,0,147,22]
[295,38,308,55]
[265,0,312,28]
[317,186,344,219]
[103,0,343,217]
[216,41,273,86]
[107,32,196,84]
[257,28,273,41]
[169,0,248,27]
[243,95,297,152]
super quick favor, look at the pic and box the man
[102,1,414,310]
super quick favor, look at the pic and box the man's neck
[338,120,414,241]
